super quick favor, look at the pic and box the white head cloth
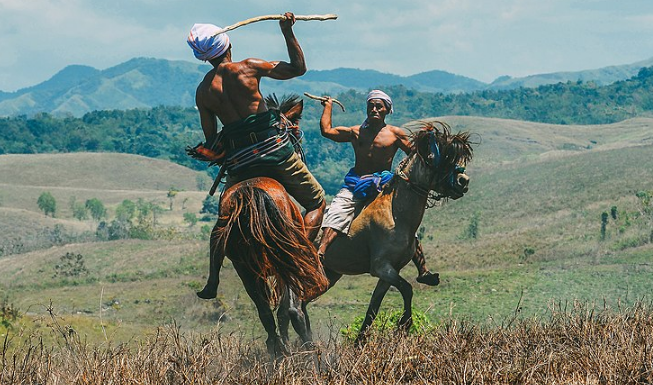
[187,23,230,61]
[366,89,393,114]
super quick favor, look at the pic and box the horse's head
[265,94,303,132]
[405,121,473,201]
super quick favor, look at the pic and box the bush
[340,308,433,341]
[462,212,480,239]
[85,198,106,221]
[0,299,19,330]
[37,191,57,217]
[53,252,89,278]
[69,196,88,220]
[183,212,198,227]
[200,195,220,216]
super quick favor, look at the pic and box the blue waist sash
[343,168,394,200]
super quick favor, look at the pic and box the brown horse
[199,95,328,356]
[291,121,474,343]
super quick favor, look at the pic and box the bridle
[396,130,467,208]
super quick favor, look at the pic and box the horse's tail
[214,185,328,305]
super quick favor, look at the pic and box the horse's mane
[410,121,474,166]
[384,121,474,196]
[264,94,303,120]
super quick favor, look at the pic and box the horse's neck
[390,157,429,235]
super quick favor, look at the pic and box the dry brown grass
[2,301,652,384]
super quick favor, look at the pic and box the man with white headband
[189,12,326,299]
[318,89,439,286]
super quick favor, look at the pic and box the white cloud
[1,0,652,90]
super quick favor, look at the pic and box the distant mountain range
[1,56,652,117]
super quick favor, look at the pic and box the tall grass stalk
[1,301,652,384]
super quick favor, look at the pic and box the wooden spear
[212,14,338,36]
[303,92,346,112]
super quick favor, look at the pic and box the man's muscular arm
[253,12,306,80]
[320,98,354,143]
[393,126,413,155]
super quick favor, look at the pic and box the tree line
[3,66,653,195]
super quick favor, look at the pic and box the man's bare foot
[197,284,217,299]
[416,271,440,286]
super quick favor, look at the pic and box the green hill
[1,118,652,343]
[0,152,210,255]
[2,56,653,117]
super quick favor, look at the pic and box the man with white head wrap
[317,90,440,286]
[187,23,231,62]
[189,12,326,300]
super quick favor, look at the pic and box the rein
[395,157,446,209]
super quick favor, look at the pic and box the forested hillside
[3,67,653,194]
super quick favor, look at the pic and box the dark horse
[199,95,328,356]
[284,122,474,343]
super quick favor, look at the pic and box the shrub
[340,308,433,341]
[0,298,19,330]
[600,211,609,240]
[69,196,88,220]
[53,252,89,278]
[200,195,220,216]
[115,199,136,222]
[184,212,198,227]
[37,191,57,217]
[463,212,480,239]
[85,198,106,221]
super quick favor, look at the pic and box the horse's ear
[284,99,304,122]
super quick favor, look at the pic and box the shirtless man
[318,90,439,285]
[188,12,326,299]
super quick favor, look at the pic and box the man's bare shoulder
[387,124,409,136]
[238,58,275,69]
[349,125,362,137]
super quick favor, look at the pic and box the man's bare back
[188,12,326,299]
[195,12,306,144]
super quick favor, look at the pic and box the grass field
[1,117,652,353]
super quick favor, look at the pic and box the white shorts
[321,188,365,233]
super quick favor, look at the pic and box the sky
[1,0,653,92]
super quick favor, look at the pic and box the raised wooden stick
[212,14,338,36]
[303,92,346,112]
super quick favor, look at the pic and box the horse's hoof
[417,272,440,286]
[196,286,217,299]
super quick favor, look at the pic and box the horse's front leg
[357,278,391,343]
[367,264,414,337]
[233,262,288,358]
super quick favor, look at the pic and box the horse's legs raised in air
[412,239,440,286]
[357,266,414,343]
[232,261,287,357]
[197,220,226,299]
[303,200,326,241]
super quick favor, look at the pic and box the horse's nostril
[457,175,469,188]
